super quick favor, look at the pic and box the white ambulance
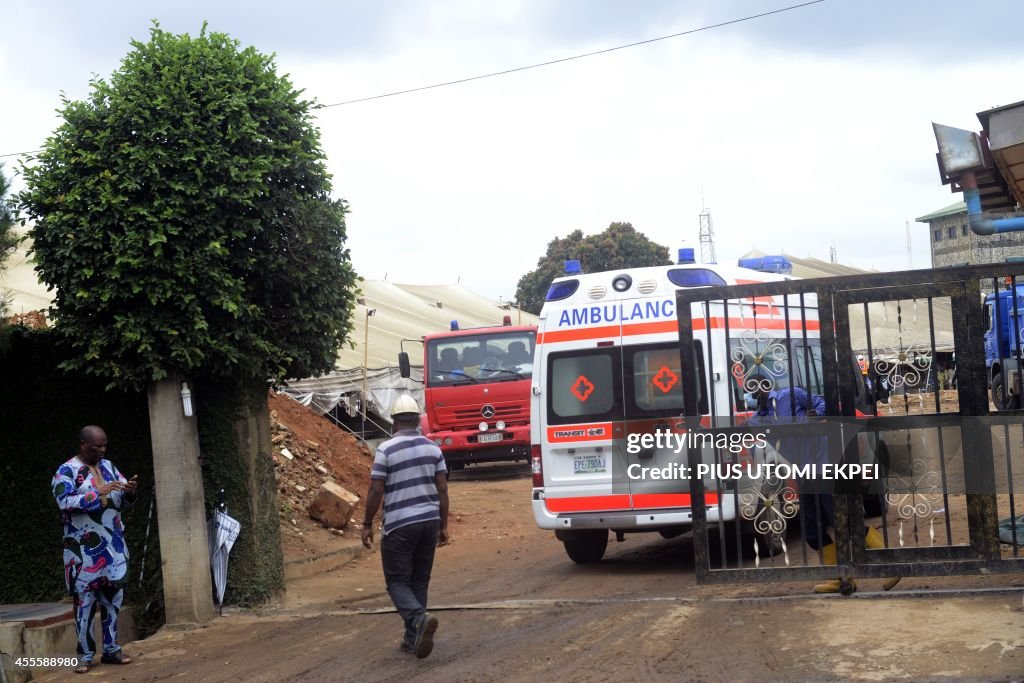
[530,250,826,563]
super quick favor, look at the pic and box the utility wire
[315,0,826,109]
[0,0,824,157]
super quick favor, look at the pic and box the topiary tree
[20,24,355,388]
[515,222,671,313]
[18,23,358,623]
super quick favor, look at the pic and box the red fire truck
[399,317,537,472]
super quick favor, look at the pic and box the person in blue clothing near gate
[747,386,899,593]
[362,395,450,658]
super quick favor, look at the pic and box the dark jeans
[381,519,440,643]
[800,493,835,551]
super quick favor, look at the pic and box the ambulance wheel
[992,372,1020,411]
[562,530,608,564]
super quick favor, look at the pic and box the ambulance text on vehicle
[530,249,825,563]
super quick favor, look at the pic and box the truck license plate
[479,433,503,443]
[573,454,606,474]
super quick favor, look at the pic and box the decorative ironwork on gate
[675,263,1024,589]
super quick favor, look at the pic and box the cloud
[4,0,1022,301]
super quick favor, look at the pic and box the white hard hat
[857,354,864,361]
[390,394,420,418]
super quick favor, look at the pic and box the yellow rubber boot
[864,526,901,591]
[812,543,856,593]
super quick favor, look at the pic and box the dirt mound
[268,392,375,561]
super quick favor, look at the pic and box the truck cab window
[427,331,536,387]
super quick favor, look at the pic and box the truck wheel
[562,530,608,564]
[992,372,1021,410]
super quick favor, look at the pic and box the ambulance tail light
[531,445,543,487]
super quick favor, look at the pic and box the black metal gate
[675,263,1024,588]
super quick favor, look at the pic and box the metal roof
[914,201,967,224]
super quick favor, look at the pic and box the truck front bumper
[428,425,530,466]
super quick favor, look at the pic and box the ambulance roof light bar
[564,259,582,275]
[677,248,696,264]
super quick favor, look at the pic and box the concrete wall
[0,607,135,682]
[927,210,1024,270]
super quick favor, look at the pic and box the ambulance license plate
[479,433,503,443]
[573,454,606,474]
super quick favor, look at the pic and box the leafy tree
[515,222,671,313]
[19,23,357,389]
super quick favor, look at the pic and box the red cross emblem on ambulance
[652,366,679,393]
[571,375,595,401]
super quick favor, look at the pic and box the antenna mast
[698,194,717,265]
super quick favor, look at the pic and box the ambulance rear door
[622,329,711,516]
[539,319,629,514]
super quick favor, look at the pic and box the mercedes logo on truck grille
[481,404,496,418]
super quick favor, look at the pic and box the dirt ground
[29,398,1024,682]
[32,463,1024,683]
[267,392,376,563]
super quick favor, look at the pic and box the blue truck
[983,284,1024,410]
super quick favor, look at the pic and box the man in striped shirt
[362,395,449,658]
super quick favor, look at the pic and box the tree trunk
[228,383,284,600]
[148,374,215,625]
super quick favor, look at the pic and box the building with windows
[916,201,1024,268]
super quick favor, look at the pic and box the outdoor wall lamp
[181,382,194,417]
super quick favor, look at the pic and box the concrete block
[307,482,359,529]
[0,620,28,683]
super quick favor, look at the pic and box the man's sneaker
[400,639,415,654]
[413,613,439,659]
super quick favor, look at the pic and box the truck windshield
[427,330,536,387]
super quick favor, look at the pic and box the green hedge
[0,326,162,631]
[196,373,284,607]
[0,327,284,630]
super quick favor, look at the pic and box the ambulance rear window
[667,269,727,288]
[626,341,708,416]
[547,348,621,424]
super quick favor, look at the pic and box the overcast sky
[3,0,1021,300]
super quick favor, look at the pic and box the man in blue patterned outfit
[361,395,449,659]
[52,426,137,673]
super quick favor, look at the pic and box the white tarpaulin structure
[2,228,52,315]
[283,280,538,421]
[740,250,955,354]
